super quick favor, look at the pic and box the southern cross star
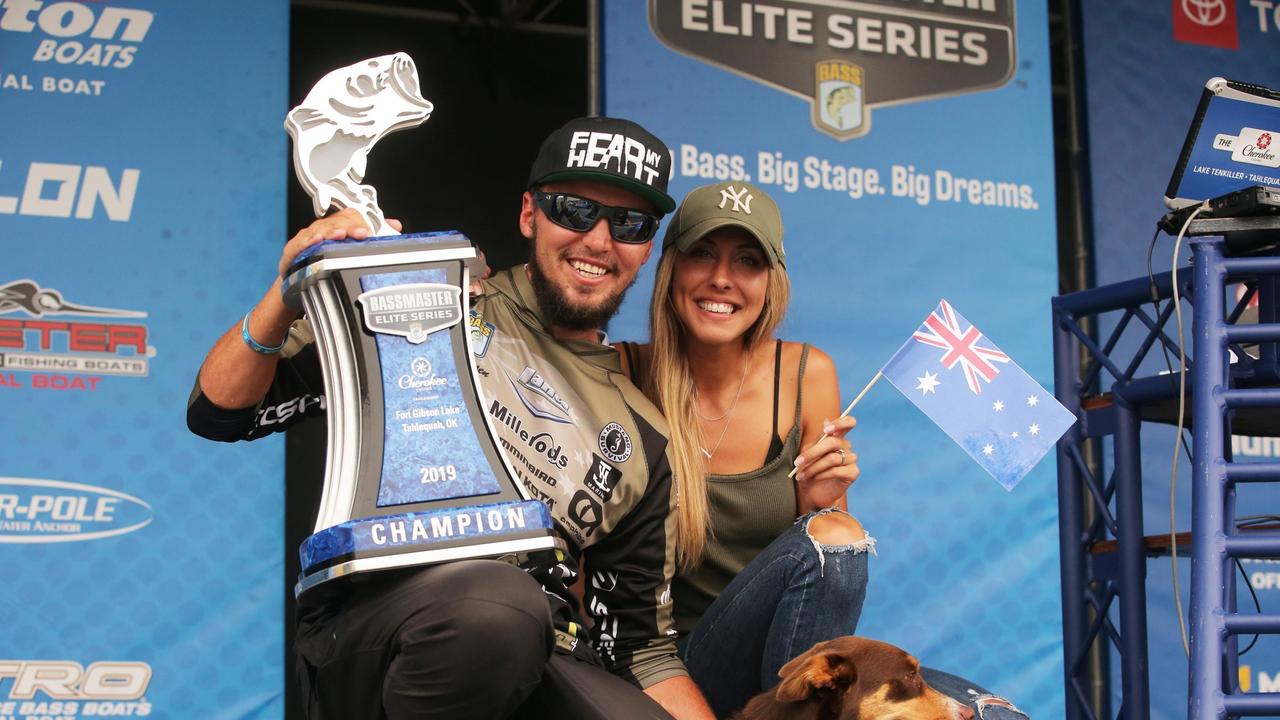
[916,371,940,395]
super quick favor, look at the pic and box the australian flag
[881,299,1077,490]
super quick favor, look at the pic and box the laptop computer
[1158,78,1280,234]
[1165,77,1280,210]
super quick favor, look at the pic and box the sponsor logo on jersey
[512,366,572,424]
[590,570,619,592]
[468,309,494,357]
[0,477,151,543]
[498,435,562,494]
[488,399,570,469]
[583,454,620,502]
[598,422,633,463]
[0,279,153,389]
[568,489,603,537]
[256,393,325,428]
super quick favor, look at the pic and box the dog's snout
[955,705,975,720]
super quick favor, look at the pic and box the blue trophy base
[296,499,561,595]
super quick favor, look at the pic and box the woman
[618,182,1025,719]
[616,180,869,715]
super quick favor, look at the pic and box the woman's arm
[791,346,860,514]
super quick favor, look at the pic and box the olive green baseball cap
[661,181,785,268]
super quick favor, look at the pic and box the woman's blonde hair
[644,245,791,570]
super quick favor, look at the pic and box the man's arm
[197,277,297,409]
[578,404,715,717]
[644,676,715,720]
[194,208,386,410]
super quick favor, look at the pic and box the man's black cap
[527,116,675,215]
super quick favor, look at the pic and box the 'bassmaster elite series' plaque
[282,54,562,595]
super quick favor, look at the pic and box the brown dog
[732,637,975,720]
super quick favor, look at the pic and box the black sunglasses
[532,191,659,244]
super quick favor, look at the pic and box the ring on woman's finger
[836,448,846,465]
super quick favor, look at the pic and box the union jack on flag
[911,299,1010,394]
[881,299,1076,490]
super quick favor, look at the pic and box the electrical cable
[1235,556,1263,656]
[1149,214,1272,658]
[1235,513,1277,654]
[1169,203,1207,657]
[1146,225,1163,306]
[1146,225,1196,469]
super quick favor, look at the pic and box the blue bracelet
[241,311,286,355]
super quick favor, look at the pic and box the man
[187,117,715,719]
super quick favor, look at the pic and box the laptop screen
[1165,78,1280,208]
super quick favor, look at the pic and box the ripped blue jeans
[678,509,1028,719]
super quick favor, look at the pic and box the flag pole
[839,370,882,418]
[788,370,882,479]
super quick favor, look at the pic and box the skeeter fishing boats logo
[0,279,154,391]
[0,477,152,543]
[648,0,1015,140]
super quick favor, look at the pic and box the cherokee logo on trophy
[281,53,563,595]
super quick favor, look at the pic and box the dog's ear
[775,650,857,702]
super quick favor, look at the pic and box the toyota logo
[1181,0,1228,27]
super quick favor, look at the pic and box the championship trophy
[281,53,563,595]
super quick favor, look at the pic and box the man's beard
[528,248,633,333]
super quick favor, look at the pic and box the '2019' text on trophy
[281,53,563,595]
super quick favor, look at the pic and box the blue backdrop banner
[0,2,287,718]
[604,1,1062,715]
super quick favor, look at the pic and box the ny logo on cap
[718,185,753,214]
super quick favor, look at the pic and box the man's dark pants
[295,559,674,719]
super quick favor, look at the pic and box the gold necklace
[697,355,752,459]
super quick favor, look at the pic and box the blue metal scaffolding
[1188,237,1280,719]
[1052,217,1280,719]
